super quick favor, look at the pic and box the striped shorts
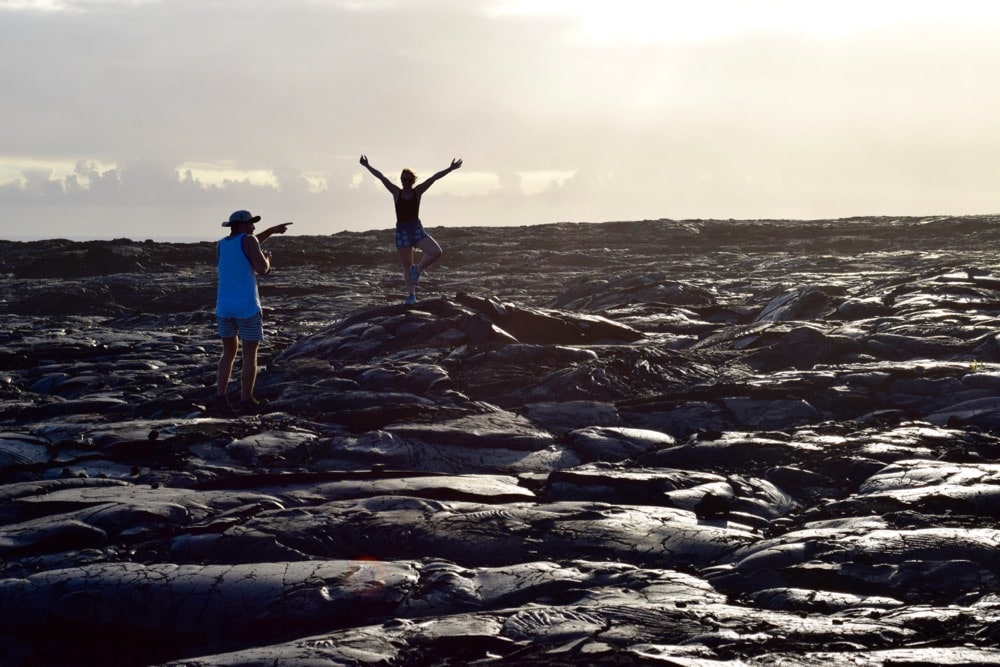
[217,312,264,341]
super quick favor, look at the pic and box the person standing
[214,209,291,413]
[359,155,462,304]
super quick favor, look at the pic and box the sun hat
[223,210,261,227]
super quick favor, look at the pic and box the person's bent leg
[415,234,442,273]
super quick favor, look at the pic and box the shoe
[212,395,232,413]
[410,265,421,284]
[405,294,417,305]
[239,397,268,414]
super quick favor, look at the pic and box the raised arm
[256,222,292,244]
[417,158,462,193]
[360,155,399,195]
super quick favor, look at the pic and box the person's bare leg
[399,246,416,294]
[415,234,442,273]
[240,339,260,401]
[216,336,239,399]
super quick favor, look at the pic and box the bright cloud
[518,170,576,195]
[176,163,279,189]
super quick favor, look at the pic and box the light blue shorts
[217,312,264,341]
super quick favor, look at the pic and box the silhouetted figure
[360,155,462,304]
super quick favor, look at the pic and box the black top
[395,191,421,225]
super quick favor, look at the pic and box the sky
[2,0,1000,241]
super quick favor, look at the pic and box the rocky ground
[2,216,1000,666]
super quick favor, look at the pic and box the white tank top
[215,234,261,318]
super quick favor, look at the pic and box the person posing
[214,209,292,413]
[359,154,462,304]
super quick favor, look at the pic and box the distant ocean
[1,234,209,243]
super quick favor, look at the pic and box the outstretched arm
[256,222,293,244]
[359,155,399,195]
[417,158,462,193]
